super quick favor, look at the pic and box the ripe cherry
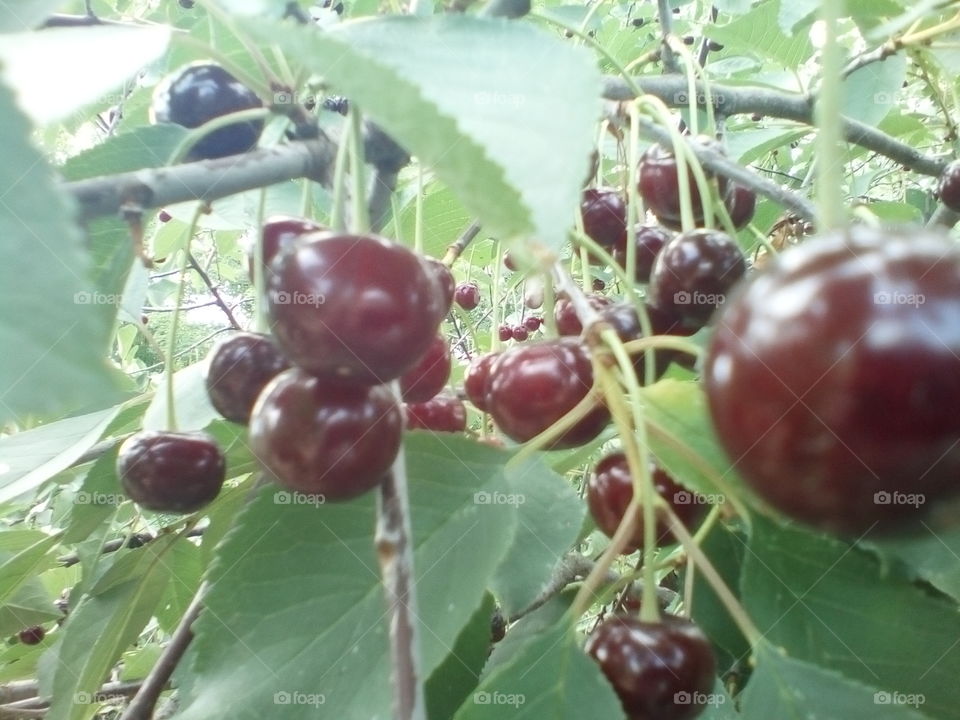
[205,333,291,424]
[464,352,500,411]
[503,252,517,271]
[638,139,728,230]
[498,325,512,342]
[581,188,627,253]
[554,294,612,336]
[587,453,707,553]
[249,368,402,500]
[938,159,960,212]
[267,232,446,385]
[117,431,225,513]
[405,394,467,433]
[649,229,746,331]
[523,316,541,331]
[706,226,960,534]
[586,614,716,720]
[486,339,609,448]
[455,282,481,310]
[511,325,529,342]
[593,278,606,292]
[252,216,325,282]
[150,62,263,161]
[18,626,45,646]
[158,210,172,223]
[613,225,671,283]
[400,334,451,403]
[725,184,757,229]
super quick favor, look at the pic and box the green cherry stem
[815,0,847,230]
[254,187,268,334]
[329,117,353,233]
[348,106,370,234]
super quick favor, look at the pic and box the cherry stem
[414,166,425,255]
[329,118,353,232]
[253,187,269,334]
[624,105,643,296]
[815,0,847,231]
[348,106,370,234]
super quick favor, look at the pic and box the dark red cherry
[464,352,500,411]
[249,368,402,500]
[503,252,517,271]
[587,453,707,553]
[117,431,225,513]
[486,339,609,448]
[554,294,612,336]
[523,316,542,331]
[400,334,451,403]
[267,232,446,385]
[455,282,481,310]
[252,216,325,282]
[638,139,728,230]
[498,325,513,342]
[511,325,529,341]
[17,626,45,645]
[725,185,756,229]
[150,62,263,161]
[582,188,628,252]
[158,210,172,223]
[205,332,291,424]
[706,226,960,534]
[593,278,606,291]
[648,229,746,331]
[938,160,960,212]
[424,258,455,314]
[405,394,467,433]
[586,615,716,720]
[613,225,672,283]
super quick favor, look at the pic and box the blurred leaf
[0,533,61,609]
[842,54,907,127]
[60,125,188,181]
[143,361,219,432]
[706,1,814,68]
[0,0,63,32]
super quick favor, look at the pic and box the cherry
[498,325,513,342]
[205,333,291,424]
[586,615,716,720]
[725,184,757,229]
[150,62,263,161]
[486,339,609,448]
[252,216,325,282]
[523,316,541,331]
[638,139,728,230]
[18,626,45,645]
[424,258,455,314]
[464,352,500,411]
[613,225,671,283]
[706,226,960,534]
[511,325,529,342]
[455,282,481,310]
[554,294,612,336]
[117,431,225,513]
[593,278,606,292]
[405,394,467,433]
[249,368,402,499]
[267,232,446,385]
[938,159,960,212]
[158,210,172,223]
[587,453,707,553]
[503,252,517,271]
[649,229,746,331]
[581,188,627,252]
[400,334,450,403]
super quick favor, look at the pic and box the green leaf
[706,0,814,69]
[777,0,817,34]
[0,533,61,609]
[453,619,624,719]
[60,125,189,181]
[867,526,960,604]
[143,361,219,432]
[43,536,177,720]
[387,181,472,258]
[490,455,584,617]
[842,55,907,127]
[426,593,495,720]
[156,539,203,634]
[0,407,121,504]
[742,516,960,720]
[243,15,601,251]
[0,582,62,637]
[175,434,520,719]
[0,1,62,32]
[0,81,122,424]
[741,642,932,720]
[0,26,171,123]
[63,447,125,545]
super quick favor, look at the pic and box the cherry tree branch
[187,254,242,330]
[656,0,680,73]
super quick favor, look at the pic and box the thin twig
[187,253,242,330]
[657,0,680,73]
[440,220,482,266]
[58,527,205,568]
